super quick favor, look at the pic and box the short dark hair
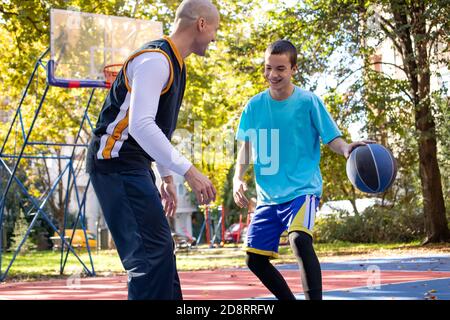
[265,40,298,67]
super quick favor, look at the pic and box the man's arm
[327,137,375,158]
[233,140,251,208]
[128,53,192,175]
[155,162,173,179]
[128,53,216,205]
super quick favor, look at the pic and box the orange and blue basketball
[346,143,397,193]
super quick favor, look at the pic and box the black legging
[246,231,322,300]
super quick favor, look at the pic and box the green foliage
[314,204,425,243]
[9,210,35,253]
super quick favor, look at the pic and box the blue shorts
[246,195,320,259]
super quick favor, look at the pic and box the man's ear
[197,17,206,32]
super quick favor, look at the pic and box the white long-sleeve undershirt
[126,52,192,177]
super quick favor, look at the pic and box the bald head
[174,0,219,30]
[170,0,220,57]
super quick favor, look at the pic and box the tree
[380,0,449,243]
[357,0,449,243]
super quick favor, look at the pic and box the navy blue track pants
[90,168,182,300]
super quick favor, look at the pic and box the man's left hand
[160,177,178,217]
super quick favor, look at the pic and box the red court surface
[1,268,449,300]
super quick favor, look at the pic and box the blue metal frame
[195,219,206,246]
[210,215,223,246]
[0,49,102,281]
[47,60,108,89]
[195,209,223,247]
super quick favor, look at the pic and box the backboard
[49,9,163,88]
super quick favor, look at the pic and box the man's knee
[246,252,270,272]
[125,262,151,283]
[289,231,313,253]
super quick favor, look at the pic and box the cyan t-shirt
[236,86,342,205]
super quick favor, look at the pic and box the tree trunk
[349,186,359,216]
[417,131,449,244]
[415,45,449,244]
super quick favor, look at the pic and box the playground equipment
[196,205,253,247]
[195,206,226,248]
[0,9,162,281]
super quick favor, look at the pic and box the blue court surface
[258,255,450,300]
[277,255,450,272]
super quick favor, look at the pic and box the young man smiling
[233,40,370,300]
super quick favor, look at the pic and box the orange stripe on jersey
[123,49,174,95]
[102,110,129,159]
[163,35,184,70]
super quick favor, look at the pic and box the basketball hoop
[103,64,123,88]
[48,10,162,88]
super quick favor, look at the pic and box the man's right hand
[233,177,249,208]
[184,165,216,205]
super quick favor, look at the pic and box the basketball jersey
[87,36,186,173]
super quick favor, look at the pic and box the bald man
[86,0,220,300]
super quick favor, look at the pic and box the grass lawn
[1,241,449,281]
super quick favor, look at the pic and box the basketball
[346,143,397,193]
